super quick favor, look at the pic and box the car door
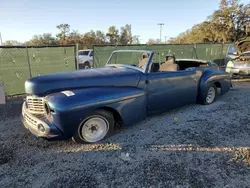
[146,69,198,115]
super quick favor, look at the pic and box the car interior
[148,56,209,73]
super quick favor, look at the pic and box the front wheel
[72,110,114,144]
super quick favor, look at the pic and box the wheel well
[93,107,123,128]
[84,61,90,65]
[214,81,222,95]
[214,82,221,88]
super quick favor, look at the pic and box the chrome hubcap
[81,116,108,142]
[206,87,216,103]
[84,65,89,69]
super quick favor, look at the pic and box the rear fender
[198,69,231,99]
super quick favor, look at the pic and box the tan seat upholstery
[159,59,180,72]
[138,53,149,69]
[139,58,148,69]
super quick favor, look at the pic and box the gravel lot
[1,80,250,188]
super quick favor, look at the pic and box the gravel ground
[1,81,250,188]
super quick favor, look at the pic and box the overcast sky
[0,0,249,43]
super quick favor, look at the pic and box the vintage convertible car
[21,50,231,144]
[226,37,250,76]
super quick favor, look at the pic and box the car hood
[25,66,142,96]
[236,37,250,54]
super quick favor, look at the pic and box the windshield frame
[105,50,154,73]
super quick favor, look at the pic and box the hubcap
[81,116,109,142]
[206,87,216,104]
[84,65,89,69]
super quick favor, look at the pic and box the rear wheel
[72,110,114,144]
[201,84,217,105]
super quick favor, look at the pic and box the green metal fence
[0,43,235,96]
[93,43,234,68]
[0,45,76,95]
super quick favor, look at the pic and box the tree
[168,0,250,44]
[132,35,140,44]
[119,24,133,44]
[3,40,22,46]
[106,26,119,44]
[95,30,106,44]
[56,24,70,44]
[146,38,161,45]
[82,30,97,45]
[25,33,58,45]
[211,0,250,41]
[67,30,82,44]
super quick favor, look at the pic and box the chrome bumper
[230,67,250,75]
[21,102,60,138]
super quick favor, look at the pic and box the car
[21,50,231,144]
[225,37,250,77]
[77,49,93,69]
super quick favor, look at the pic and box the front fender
[44,87,147,138]
[45,87,145,113]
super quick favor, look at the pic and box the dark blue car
[21,50,231,144]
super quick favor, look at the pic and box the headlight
[44,102,54,122]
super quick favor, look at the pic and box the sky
[0,0,249,44]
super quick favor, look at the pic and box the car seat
[159,58,180,71]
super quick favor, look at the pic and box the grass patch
[233,148,250,165]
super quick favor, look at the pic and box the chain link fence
[93,43,234,68]
[0,43,235,95]
[0,45,77,95]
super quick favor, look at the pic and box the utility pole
[0,32,2,45]
[157,23,164,42]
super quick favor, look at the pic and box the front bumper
[21,102,62,139]
[229,67,250,75]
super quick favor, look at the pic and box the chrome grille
[26,96,45,114]
[24,112,37,128]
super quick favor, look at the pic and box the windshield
[78,50,90,56]
[106,51,154,71]
[227,45,237,55]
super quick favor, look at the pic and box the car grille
[24,112,38,128]
[26,96,45,114]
